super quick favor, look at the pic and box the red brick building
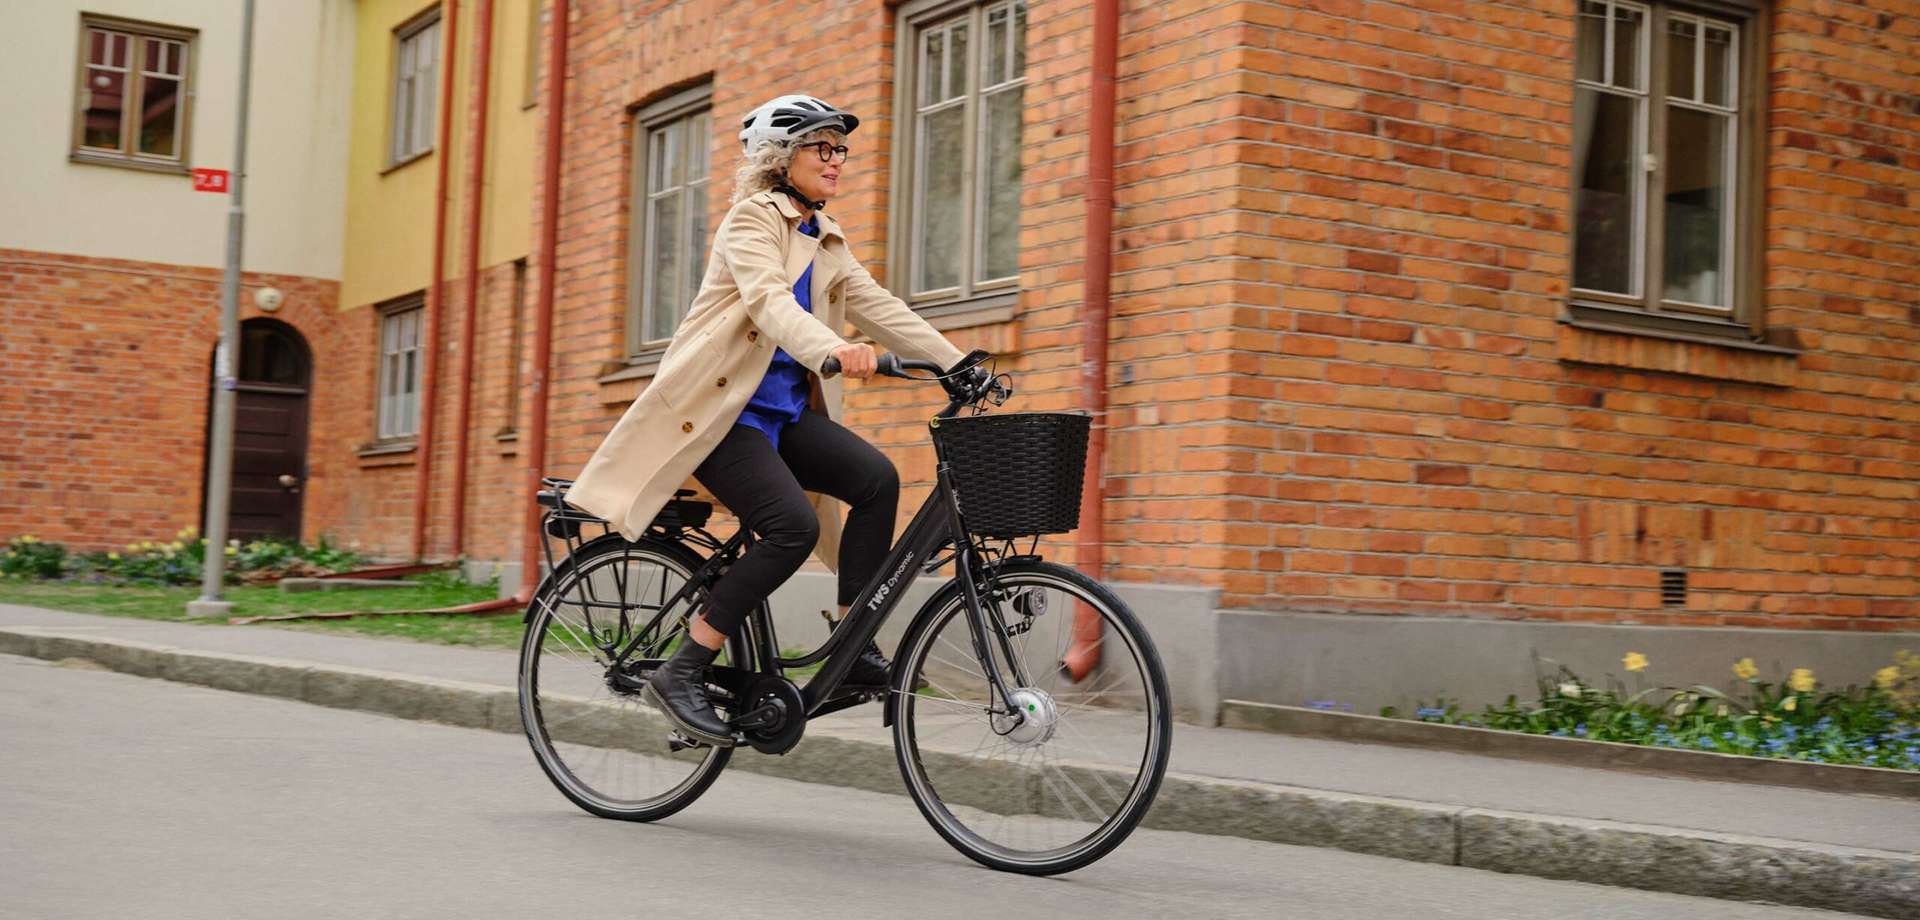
[7,0,1916,714]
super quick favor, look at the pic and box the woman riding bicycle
[564,94,976,746]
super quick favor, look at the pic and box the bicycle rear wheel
[518,535,742,822]
[889,560,1171,875]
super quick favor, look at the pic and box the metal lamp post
[187,0,257,618]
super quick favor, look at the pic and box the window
[72,16,196,171]
[390,9,441,166]
[522,0,541,110]
[626,85,713,357]
[377,301,425,440]
[1570,0,1765,339]
[501,258,528,436]
[891,0,1027,315]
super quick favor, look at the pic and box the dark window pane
[988,6,1008,85]
[648,192,683,341]
[979,87,1023,282]
[924,31,945,105]
[685,182,709,318]
[82,69,126,149]
[240,325,304,385]
[1613,4,1643,90]
[916,105,966,292]
[1663,106,1730,306]
[1573,88,1640,294]
[1667,18,1696,101]
[1576,1,1606,83]
[948,23,969,101]
[1012,0,1026,76]
[138,75,181,157]
[1703,25,1733,107]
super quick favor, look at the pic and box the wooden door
[221,320,311,541]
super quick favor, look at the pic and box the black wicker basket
[931,412,1091,538]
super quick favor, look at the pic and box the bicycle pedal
[665,731,703,753]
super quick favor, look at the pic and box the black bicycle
[516,349,1171,875]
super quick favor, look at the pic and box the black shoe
[642,640,735,747]
[846,639,893,688]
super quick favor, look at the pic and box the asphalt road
[0,654,1867,920]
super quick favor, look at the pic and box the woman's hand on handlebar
[827,343,877,380]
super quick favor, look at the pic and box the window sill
[1557,306,1799,387]
[909,290,1019,330]
[68,152,190,176]
[596,353,663,406]
[356,439,418,466]
[380,149,433,176]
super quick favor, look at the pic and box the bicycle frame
[578,454,1028,724]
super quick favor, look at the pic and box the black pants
[692,410,899,636]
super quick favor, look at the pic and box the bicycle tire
[519,534,743,822]
[888,560,1172,875]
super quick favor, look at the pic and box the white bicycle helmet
[738,94,860,154]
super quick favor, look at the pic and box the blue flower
[1415,706,1446,719]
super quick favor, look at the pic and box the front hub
[994,688,1058,746]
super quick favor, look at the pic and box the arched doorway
[209,318,313,541]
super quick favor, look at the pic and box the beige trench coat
[566,190,968,572]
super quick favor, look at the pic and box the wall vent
[1660,569,1688,607]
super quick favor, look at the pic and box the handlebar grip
[820,353,911,380]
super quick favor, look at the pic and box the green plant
[2,536,67,579]
[1386,653,1920,772]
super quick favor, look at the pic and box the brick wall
[0,250,348,551]
[1099,0,1918,628]
[528,0,1918,631]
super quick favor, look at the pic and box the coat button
[716,377,727,387]
[682,421,693,433]
[747,330,759,342]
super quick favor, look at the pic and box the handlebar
[819,349,1011,418]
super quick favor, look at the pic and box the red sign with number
[192,168,230,193]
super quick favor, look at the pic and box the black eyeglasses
[799,141,850,165]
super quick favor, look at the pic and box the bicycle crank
[732,674,807,755]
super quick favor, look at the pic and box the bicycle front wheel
[890,560,1172,875]
[519,535,742,822]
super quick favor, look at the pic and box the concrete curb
[1222,699,1920,800]
[3,627,1914,917]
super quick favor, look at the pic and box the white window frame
[888,0,1027,323]
[1567,0,1768,342]
[376,301,425,441]
[389,8,441,167]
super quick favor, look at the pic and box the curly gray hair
[731,128,845,205]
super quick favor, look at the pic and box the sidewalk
[3,602,1913,916]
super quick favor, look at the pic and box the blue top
[735,215,820,450]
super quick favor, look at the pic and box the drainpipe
[1061,0,1118,683]
[412,0,462,561]
[519,0,567,602]
[450,0,496,557]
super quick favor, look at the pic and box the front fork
[942,465,1030,720]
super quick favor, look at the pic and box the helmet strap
[772,176,825,213]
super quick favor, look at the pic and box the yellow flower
[1787,668,1816,693]
[1732,658,1759,681]
[1781,696,1797,712]
[224,546,238,557]
[1875,666,1900,690]
[1622,652,1649,673]
[107,552,120,561]
[20,535,37,544]
[168,541,185,552]
[126,544,140,553]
